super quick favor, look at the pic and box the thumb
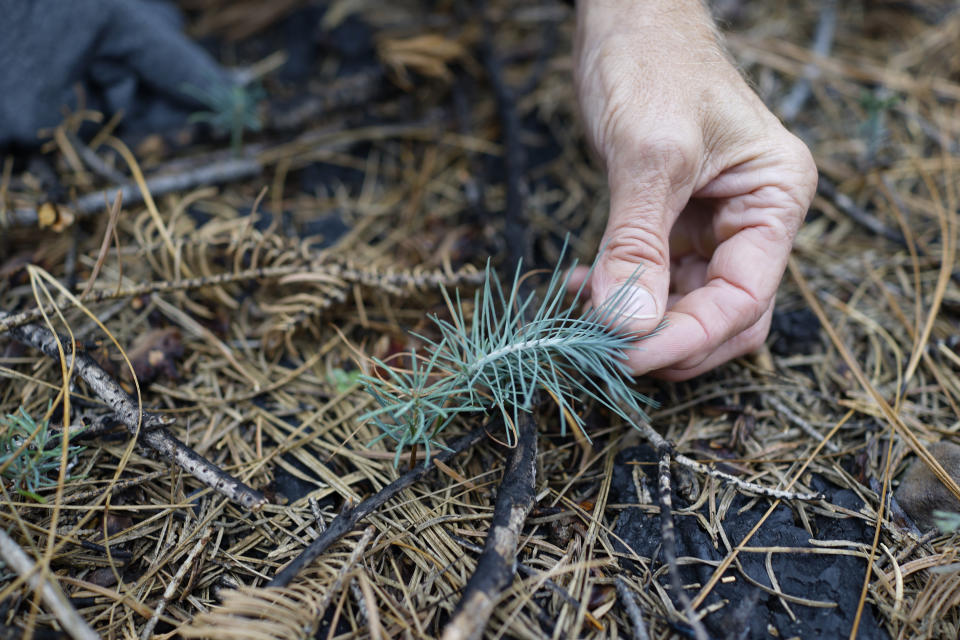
[591,181,678,335]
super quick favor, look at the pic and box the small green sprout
[859,89,899,164]
[933,510,960,535]
[328,367,363,394]
[360,245,658,465]
[0,407,84,502]
[182,80,265,156]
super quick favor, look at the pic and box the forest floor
[1,1,960,639]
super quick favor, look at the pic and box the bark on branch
[2,312,266,510]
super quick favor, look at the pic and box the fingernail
[607,284,658,320]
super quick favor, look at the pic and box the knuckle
[603,217,670,270]
[777,134,819,213]
[616,128,701,185]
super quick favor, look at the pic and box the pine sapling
[360,249,659,464]
[0,407,84,502]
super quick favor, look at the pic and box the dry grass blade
[0,529,98,640]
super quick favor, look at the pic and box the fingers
[620,159,813,375]
[652,302,775,381]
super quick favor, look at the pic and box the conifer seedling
[0,407,84,502]
[360,247,658,465]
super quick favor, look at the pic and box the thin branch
[441,413,537,640]
[657,447,709,640]
[615,576,652,640]
[631,413,823,502]
[3,157,262,228]
[817,176,905,246]
[268,424,489,587]
[3,313,266,510]
[779,0,837,122]
[0,528,99,640]
[65,131,131,186]
[765,395,839,453]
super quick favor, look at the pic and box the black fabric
[0,0,232,147]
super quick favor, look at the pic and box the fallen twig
[3,312,266,510]
[268,424,489,587]
[631,412,822,502]
[615,576,652,640]
[3,156,262,228]
[657,447,709,640]
[0,528,99,640]
[817,176,905,246]
[449,532,602,629]
[778,0,837,121]
[440,413,537,640]
[65,131,131,186]
[765,395,839,453]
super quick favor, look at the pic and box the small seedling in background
[182,80,265,156]
[0,407,84,502]
[360,247,658,465]
[859,89,899,167]
[933,509,960,535]
[328,367,363,394]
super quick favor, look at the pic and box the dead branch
[656,447,709,640]
[441,413,537,640]
[267,424,490,587]
[817,176,905,246]
[3,312,266,510]
[65,131,131,186]
[0,528,99,640]
[615,576,652,640]
[631,413,823,502]
[3,156,262,228]
[778,0,837,121]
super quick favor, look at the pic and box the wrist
[576,0,718,50]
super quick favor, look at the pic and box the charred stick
[630,411,822,501]
[440,413,537,640]
[3,313,265,510]
[482,16,528,276]
[438,20,541,640]
[268,424,490,587]
[657,447,710,640]
[449,532,597,627]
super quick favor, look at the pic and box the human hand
[571,0,817,380]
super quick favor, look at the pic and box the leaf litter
[0,1,959,638]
